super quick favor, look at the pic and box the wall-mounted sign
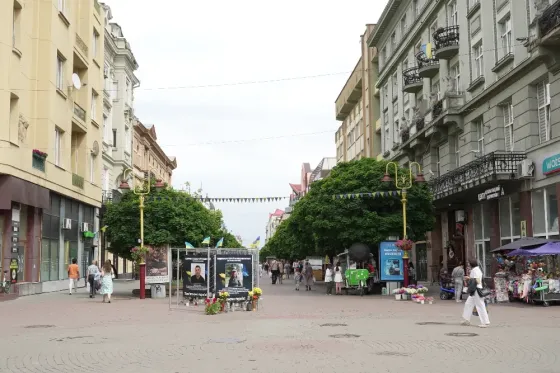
[478,186,504,201]
[9,259,18,284]
[520,220,527,237]
[543,153,560,176]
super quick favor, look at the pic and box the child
[294,268,302,291]
[324,264,334,295]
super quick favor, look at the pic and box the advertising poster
[145,246,170,284]
[215,255,253,300]
[379,241,403,282]
[182,256,209,297]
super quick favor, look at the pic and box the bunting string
[144,196,289,203]
[332,191,402,200]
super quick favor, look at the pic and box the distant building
[265,209,284,244]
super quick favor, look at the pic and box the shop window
[473,202,491,276]
[499,194,521,245]
[41,195,61,282]
[532,186,559,238]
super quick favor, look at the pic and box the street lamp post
[381,162,425,287]
[119,169,165,299]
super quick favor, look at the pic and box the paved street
[0,278,558,373]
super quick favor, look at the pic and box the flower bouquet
[248,287,263,311]
[417,286,429,294]
[204,297,221,315]
[218,291,229,312]
[392,288,403,300]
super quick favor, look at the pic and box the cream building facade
[335,25,380,163]
[0,0,105,292]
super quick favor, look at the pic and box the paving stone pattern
[0,279,558,373]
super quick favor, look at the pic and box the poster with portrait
[379,241,404,282]
[215,255,253,300]
[182,256,209,297]
[145,246,170,284]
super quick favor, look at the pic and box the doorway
[416,243,427,281]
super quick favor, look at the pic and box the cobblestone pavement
[0,278,559,373]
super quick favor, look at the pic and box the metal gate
[168,247,259,311]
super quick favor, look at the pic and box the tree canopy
[103,186,241,260]
[262,158,434,260]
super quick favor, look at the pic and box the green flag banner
[331,191,402,200]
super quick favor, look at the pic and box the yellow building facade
[0,0,105,292]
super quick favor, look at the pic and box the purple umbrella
[523,242,560,256]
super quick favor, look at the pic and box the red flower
[212,298,217,304]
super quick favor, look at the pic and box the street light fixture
[119,169,164,299]
[381,161,424,287]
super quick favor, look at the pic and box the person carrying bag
[461,258,490,328]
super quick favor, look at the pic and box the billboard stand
[379,241,404,295]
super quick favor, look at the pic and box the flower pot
[252,299,257,311]
[220,302,225,312]
[395,294,402,300]
[420,300,425,304]
[428,301,433,304]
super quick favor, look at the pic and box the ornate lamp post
[119,169,165,299]
[381,162,425,287]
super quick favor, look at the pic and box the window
[436,146,441,176]
[452,135,460,168]
[91,90,98,122]
[54,128,62,166]
[58,0,65,12]
[392,72,398,99]
[380,46,386,69]
[13,2,22,48]
[90,153,95,183]
[474,203,492,276]
[500,194,521,245]
[390,32,397,56]
[112,129,117,147]
[475,120,484,155]
[499,16,512,58]
[103,114,110,143]
[502,102,514,151]
[41,195,61,282]
[124,127,131,153]
[56,53,64,90]
[432,80,440,100]
[102,167,109,191]
[383,110,390,151]
[383,83,389,108]
[412,0,419,19]
[537,81,551,143]
[470,0,480,7]
[532,186,559,239]
[125,78,131,104]
[429,21,438,45]
[473,43,484,78]
[451,64,460,94]
[393,120,400,145]
[401,15,407,40]
[92,29,99,59]
[449,1,458,26]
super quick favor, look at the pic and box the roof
[366,0,403,47]
[289,183,302,193]
[134,119,177,170]
[269,209,285,219]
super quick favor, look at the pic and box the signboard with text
[379,241,403,282]
[543,153,560,176]
[478,185,504,201]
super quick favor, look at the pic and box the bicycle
[0,271,11,294]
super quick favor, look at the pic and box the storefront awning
[507,242,560,256]
[491,237,559,252]
[0,175,50,210]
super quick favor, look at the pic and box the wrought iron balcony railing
[429,151,527,198]
[433,25,460,50]
[415,117,425,131]
[432,99,443,118]
[540,1,560,38]
[403,67,422,85]
[415,51,439,69]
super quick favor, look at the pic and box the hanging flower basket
[131,246,150,264]
[396,239,414,251]
[32,149,48,159]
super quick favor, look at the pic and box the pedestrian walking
[294,268,302,291]
[334,263,343,295]
[324,264,334,295]
[86,260,100,298]
[68,258,80,295]
[278,260,284,284]
[100,259,114,303]
[271,259,280,284]
[264,262,269,276]
[303,261,313,291]
[452,261,465,302]
[284,261,291,279]
[461,258,490,328]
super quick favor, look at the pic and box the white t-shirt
[324,268,333,282]
[469,266,483,289]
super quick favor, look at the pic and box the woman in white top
[324,264,334,295]
[334,263,343,295]
[461,258,490,327]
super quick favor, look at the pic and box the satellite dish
[348,243,371,262]
[71,73,82,90]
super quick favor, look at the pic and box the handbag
[477,278,491,298]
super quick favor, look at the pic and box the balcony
[72,173,84,189]
[75,34,88,57]
[403,67,423,93]
[539,1,560,45]
[73,102,86,122]
[429,151,526,201]
[433,26,460,59]
[416,51,439,78]
[94,0,101,14]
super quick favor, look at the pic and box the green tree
[264,158,434,259]
[103,186,241,259]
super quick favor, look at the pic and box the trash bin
[151,284,166,298]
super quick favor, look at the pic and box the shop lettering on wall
[542,153,560,176]
[478,186,504,201]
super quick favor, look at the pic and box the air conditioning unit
[517,159,535,179]
[81,222,89,232]
[62,218,72,230]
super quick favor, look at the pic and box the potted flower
[32,149,48,159]
[250,287,263,310]
[426,297,434,304]
[392,289,402,300]
[130,246,150,264]
[396,239,414,252]
[218,291,229,312]
[204,297,221,315]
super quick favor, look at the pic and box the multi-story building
[132,120,177,186]
[0,0,105,292]
[265,209,285,244]
[371,0,560,281]
[335,25,380,163]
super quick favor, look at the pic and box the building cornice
[367,0,403,47]
[134,121,177,170]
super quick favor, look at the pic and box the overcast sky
[105,0,388,247]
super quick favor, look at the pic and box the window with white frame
[401,15,408,40]
[91,90,98,122]
[58,0,65,12]
[383,83,389,108]
[393,120,400,145]
[499,194,521,246]
[429,21,438,45]
[392,72,398,99]
[473,43,484,79]
[126,78,131,105]
[54,128,62,166]
[102,167,109,191]
[537,81,551,143]
[475,119,484,155]
[391,32,397,56]
[436,146,441,176]
[451,64,460,94]
[499,16,512,59]
[412,0,419,19]
[532,186,559,239]
[449,1,458,26]
[90,153,95,183]
[380,46,387,69]
[470,0,480,8]
[452,135,461,168]
[56,53,64,90]
[92,29,99,59]
[103,114,110,143]
[432,80,440,100]
[502,102,514,151]
[474,202,492,277]
[383,110,390,151]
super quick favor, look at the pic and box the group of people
[67,258,115,303]
[324,263,344,295]
[450,259,491,328]
[262,259,316,291]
